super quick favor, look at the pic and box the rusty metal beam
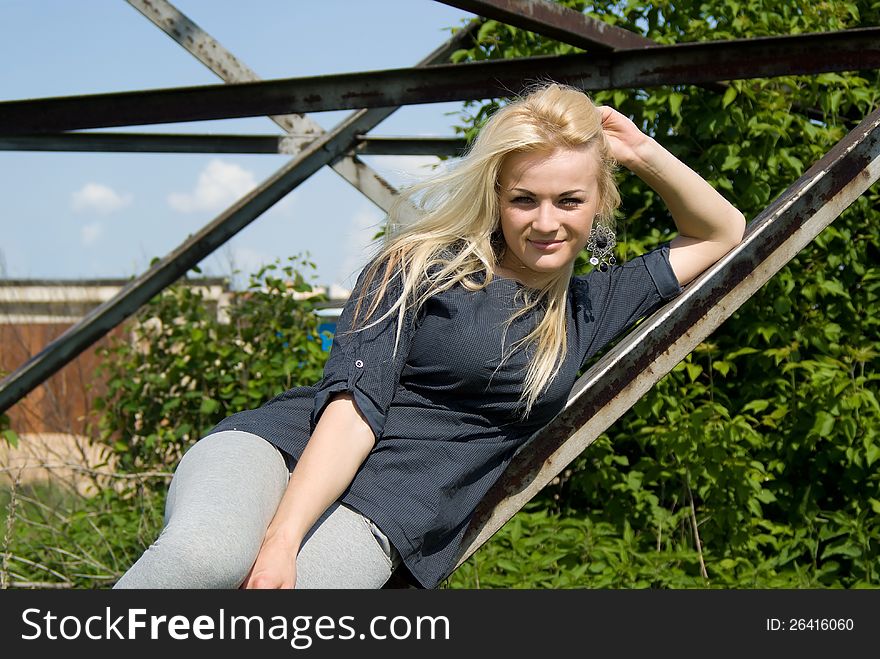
[354,136,468,156]
[437,2,847,125]
[125,0,403,218]
[438,0,744,101]
[450,103,880,574]
[3,27,878,134]
[0,132,302,154]
[0,132,467,156]
[0,24,477,415]
[436,0,654,50]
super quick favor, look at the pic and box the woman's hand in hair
[597,105,650,171]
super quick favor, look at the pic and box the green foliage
[445,0,880,588]
[0,413,18,448]
[450,504,709,588]
[0,369,19,448]
[1,479,164,588]
[93,256,330,473]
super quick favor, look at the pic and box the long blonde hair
[352,83,620,416]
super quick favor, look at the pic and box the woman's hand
[597,105,650,170]
[240,534,299,589]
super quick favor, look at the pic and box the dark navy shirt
[208,243,682,588]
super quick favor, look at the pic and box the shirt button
[355,359,364,368]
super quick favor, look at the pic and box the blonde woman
[115,83,745,590]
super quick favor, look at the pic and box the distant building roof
[0,277,232,324]
[0,277,350,324]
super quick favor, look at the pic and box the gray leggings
[113,430,399,589]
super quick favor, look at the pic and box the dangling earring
[586,223,617,272]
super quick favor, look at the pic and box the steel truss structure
[1,0,878,586]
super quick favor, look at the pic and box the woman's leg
[113,430,289,589]
[295,502,400,589]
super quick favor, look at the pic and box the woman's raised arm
[599,106,746,286]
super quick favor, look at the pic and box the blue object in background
[314,306,343,352]
[317,322,337,351]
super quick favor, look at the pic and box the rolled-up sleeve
[575,241,682,362]
[310,259,416,440]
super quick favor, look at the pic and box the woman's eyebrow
[507,187,586,196]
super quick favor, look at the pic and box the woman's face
[497,145,602,286]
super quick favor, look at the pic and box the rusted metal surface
[0,133,467,156]
[354,136,468,157]
[437,0,654,50]
[0,132,299,154]
[125,0,401,217]
[3,27,879,133]
[0,25,478,415]
[450,103,880,572]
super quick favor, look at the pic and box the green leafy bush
[94,257,330,474]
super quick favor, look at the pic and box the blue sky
[0,0,474,290]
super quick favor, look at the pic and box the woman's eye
[511,196,534,204]
[559,198,583,207]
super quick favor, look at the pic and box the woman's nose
[531,202,560,232]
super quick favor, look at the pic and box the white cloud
[80,222,103,246]
[167,159,258,213]
[71,183,132,214]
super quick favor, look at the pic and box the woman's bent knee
[115,526,258,589]
[115,429,289,589]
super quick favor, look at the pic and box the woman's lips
[528,239,564,251]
